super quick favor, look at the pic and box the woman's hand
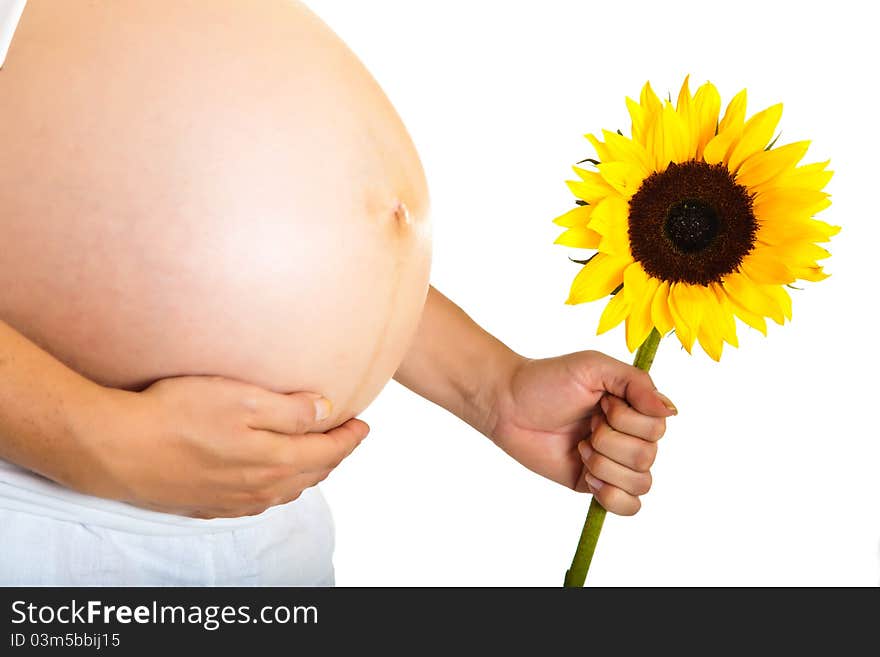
[77,376,369,519]
[488,351,676,516]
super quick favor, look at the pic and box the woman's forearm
[0,320,110,488]
[392,286,524,437]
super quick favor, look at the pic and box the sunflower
[553,77,839,361]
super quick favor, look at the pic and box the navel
[393,200,412,227]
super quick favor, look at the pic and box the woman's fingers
[274,418,371,473]
[579,441,652,497]
[577,407,661,516]
[599,394,666,442]
[245,387,333,434]
[589,414,658,472]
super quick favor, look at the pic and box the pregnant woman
[0,0,677,585]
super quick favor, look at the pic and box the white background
[312,0,879,586]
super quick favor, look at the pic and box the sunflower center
[664,199,719,253]
[628,161,757,285]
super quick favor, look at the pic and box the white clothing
[0,460,336,586]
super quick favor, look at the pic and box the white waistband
[0,460,291,536]
[0,0,26,69]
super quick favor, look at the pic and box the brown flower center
[627,161,757,285]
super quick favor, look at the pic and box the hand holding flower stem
[564,328,662,587]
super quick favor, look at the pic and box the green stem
[563,327,662,587]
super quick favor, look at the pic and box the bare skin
[0,286,675,519]
[0,319,369,519]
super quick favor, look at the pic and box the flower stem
[563,328,662,587]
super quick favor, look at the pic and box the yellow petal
[566,174,615,205]
[647,102,689,170]
[718,88,748,133]
[651,280,675,336]
[675,75,697,157]
[762,284,792,321]
[722,283,768,335]
[639,81,662,115]
[597,205,633,259]
[552,205,592,228]
[756,217,841,245]
[597,161,646,198]
[625,273,660,352]
[736,141,811,189]
[710,283,739,348]
[753,188,832,224]
[755,241,831,268]
[588,195,629,236]
[695,285,724,361]
[554,226,602,249]
[722,272,785,324]
[773,160,834,191]
[667,282,704,354]
[740,252,796,285]
[703,89,747,166]
[792,265,830,282]
[703,130,737,166]
[728,103,783,172]
[566,253,630,305]
[627,96,647,146]
[693,81,721,159]
[601,129,652,175]
[597,290,632,335]
[585,133,611,164]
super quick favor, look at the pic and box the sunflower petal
[762,284,792,321]
[566,174,615,205]
[566,253,630,305]
[554,226,602,249]
[695,285,725,361]
[756,217,841,245]
[728,103,784,172]
[722,283,768,335]
[585,133,611,164]
[741,251,796,285]
[601,129,652,175]
[718,88,748,133]
[792,265,830,282]
[703,89,748,166]
[625,266,659,352]
[651,280,675,336]
[597,289,632,335]
[597,161,645,198]
[676,75,697,157]
[667,282,704,354]
[552,205,592,228]
[722,272,784,325]
[753,188,832,224]
[693,81,721,159]
[710,283,739,348]
[588,195,628,236]
[776,161,834,190]
[755,241,831,268]
[736,141,811,189]
[627,96,647,146]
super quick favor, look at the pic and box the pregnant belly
[0,0,432,425]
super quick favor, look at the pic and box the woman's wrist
[465,344,528,443]
[59,384,143,502]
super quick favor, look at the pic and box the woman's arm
[0,319,368,518]
[392,286,523,439]
[392,286,675,516]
